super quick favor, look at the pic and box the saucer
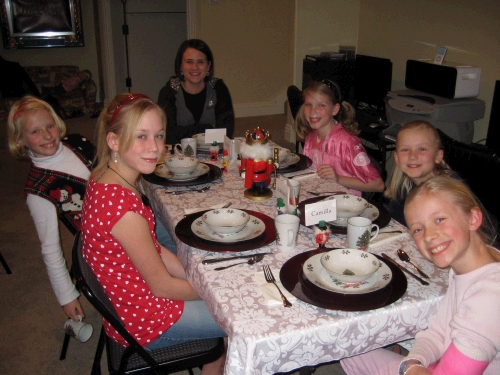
[278,153,301,169]
[328,204,380,227]
[164,163,209,181]
[191,214,265,243]
[302,253,392,294]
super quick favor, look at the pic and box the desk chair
[438,129,500,229]
[287,85,304,153]
[0,251,12,274]
[72,232,225,375]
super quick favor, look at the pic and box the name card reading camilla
[304,199,337,226]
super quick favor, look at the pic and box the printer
[384,60,485,144]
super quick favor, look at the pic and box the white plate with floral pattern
[327,204,380,227]
[278,153,301,169]
[302,253,392,294]
[163,163,210,181]
[191,214,265,243]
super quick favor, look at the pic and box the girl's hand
[316,164,338,181]
[63,298,85,321]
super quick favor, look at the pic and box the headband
[110,94,150,126]
[13,101,36,121]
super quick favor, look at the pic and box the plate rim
[191,214,265,243]
[142,162,222,187]
[164,163,210,181]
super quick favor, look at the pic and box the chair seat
[107,336,224,374]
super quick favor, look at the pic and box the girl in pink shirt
[296,80,384,195]
[341,176,500,375]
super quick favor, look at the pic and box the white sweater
[26,143,90,306]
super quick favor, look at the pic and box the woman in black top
[158,39,235,145]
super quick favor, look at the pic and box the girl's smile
[180,47,210,91]
[303,92,340,138]
[394,127,443,185]
[18,109,61,158]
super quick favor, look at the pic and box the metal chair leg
[0,252,12,274]
[59,333,71,360]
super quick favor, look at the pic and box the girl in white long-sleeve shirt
[8,96,95,321]
[340,176,500,375]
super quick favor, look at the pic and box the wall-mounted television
[354,54,393,112]
[0,0,84,49]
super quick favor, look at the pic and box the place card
[304,199,336,226]
[205,128,226,144]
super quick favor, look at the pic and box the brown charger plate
[175,209,276,252]
[280,249,407,311]
[142,162,222,187]
[297,196,391,235]
[277,154,312,174]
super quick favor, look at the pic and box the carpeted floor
[0,113,347,375]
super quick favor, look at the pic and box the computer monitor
[354,55,393,112]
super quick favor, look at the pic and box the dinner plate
[175,209,276,252]
[302,253,392,294]
[324,201,380,227]
[191,214,265,243]
[142,162,222,187]
[278,153,301,169]
[164,163,209,181]
[280,249,407,311]
[277,154,312,174]
[297,196,391,234]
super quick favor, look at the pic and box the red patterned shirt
[81,178,184,347]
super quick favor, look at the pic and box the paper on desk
[184,201,230,215]
[255,267,297,306]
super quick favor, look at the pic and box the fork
[263,265,292,307]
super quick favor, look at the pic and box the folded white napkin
[184,201,230,215]
[369,231,408,247]
[255,267,297,306]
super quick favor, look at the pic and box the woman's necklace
[107,165,150,207]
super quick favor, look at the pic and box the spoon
[397,249,430,279]
[214,255,265,271]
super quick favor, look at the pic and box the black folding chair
[0,251,12,274]
[72,232,224,375]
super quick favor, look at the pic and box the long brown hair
[296,80,358,140]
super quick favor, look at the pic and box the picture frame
[0,0,84,49]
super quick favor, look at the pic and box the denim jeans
[146,300,226,350]
[155,219,178,255]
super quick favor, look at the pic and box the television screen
[354,55,393,111]
[0,0,84,48]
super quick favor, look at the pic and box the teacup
[174,138,197,157]
[347,216,379,250]
[63,315,93,343]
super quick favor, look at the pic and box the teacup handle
[174,143,183,155]
[369,224,379,241]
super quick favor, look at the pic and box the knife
[381,253,429,286]
[202,252,273,265]
[289,171,317,179]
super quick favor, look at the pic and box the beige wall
[193,0,295,116]
[0,1,101,93]
[294,0,360,87]
[358,0,500,142]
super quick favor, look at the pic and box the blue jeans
[155,219,178,255]
[146,300,226,350]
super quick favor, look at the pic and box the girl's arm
[27,194,84,320]
[111,210,200,301]
[317,164,385,192]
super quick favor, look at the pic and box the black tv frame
[354,54,393,112]
[0,0,84,49]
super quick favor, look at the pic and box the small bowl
[275,147,291,163]
[320,248,379,283]
[164,156,199,175]
[202,208,251,235]
[325,194,368,220]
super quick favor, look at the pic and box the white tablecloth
[143,160,448,375]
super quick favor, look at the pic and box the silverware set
[214,255,265,271]
[263,265,292,307]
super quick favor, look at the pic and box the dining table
[142,153,449,375]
